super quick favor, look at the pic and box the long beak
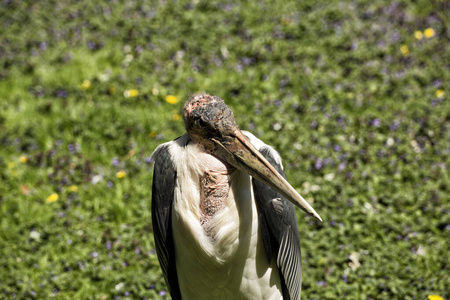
[211,129,322,222]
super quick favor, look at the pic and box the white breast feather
[169,134,244,261]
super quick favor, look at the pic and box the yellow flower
[46,193,59,203]
[424,28,435,38]
[124,89,139,98]
[414,31,423,40]
[281,16,291,25]
[19,155,27,163]
[149,131,157,138]
[165,95,178,104]
[125,149,136,159]
[116,170,126,178]
[68,185,78,193]
[400,45,410,57]
[81,80,92,90]
[173,113,181,121]
[436,89,444,98]
[428,295,443,300]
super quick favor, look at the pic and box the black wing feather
[151,143,182,299]
[252,146,302,300]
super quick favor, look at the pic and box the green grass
[0,0,449,299]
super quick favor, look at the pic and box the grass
[0,0,449,299]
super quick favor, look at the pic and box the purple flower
[56,89,68,98]
[315,158,323,170]
[242,57,253,66]
[433,80,442,88]
[87,41,101,50]
[391,31,400,42]
[39,41,47,50]
[112,157,119,167]
[316,281,326,287]
[389,120,400,131]
[144,157,153,164]
[372,118,381,127]
[91,251,98,258]
[159,290,167,296]
[333,145,341,152]
[68,144,79,153]
[106,241,112,250]
[280,78,289,88]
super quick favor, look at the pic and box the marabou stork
[151,93,321,300]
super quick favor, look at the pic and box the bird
[151,93,322,300]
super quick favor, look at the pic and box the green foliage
[0,0,449,299]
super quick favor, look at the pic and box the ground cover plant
[0,0,449,299]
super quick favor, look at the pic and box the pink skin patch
[185,95,210,114]
[197,150,235,226]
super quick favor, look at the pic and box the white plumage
[154,132,284,299]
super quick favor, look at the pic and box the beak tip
[314,213,323,222]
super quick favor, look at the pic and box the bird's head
[183,93,238,151]
[183,93,322,221]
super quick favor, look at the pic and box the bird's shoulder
[151,134,190,300]
[151,133,191,164]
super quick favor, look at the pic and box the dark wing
[151,142,182,299]
[252,146,302,300]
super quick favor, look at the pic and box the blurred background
[0,0,449,299]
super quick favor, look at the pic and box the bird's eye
[197,119,207,128]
